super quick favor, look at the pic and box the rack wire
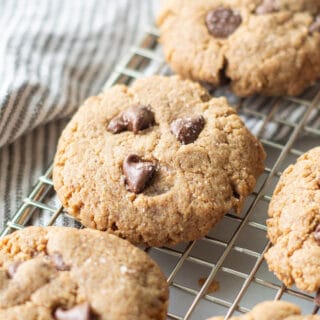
[1,26,320,320]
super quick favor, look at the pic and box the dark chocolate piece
[107,105,155,134]
[170,115,205,145]
[123,154,156,194]
[206,7,242,38]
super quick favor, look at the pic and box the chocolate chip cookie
[157,0,320,96]
[265,147,320,292]
[208,300,320,320]
[53,75,265,247]
[0,226,168,319]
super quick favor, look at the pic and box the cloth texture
[0,0,158,229]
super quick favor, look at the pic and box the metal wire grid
[1,26,320,319]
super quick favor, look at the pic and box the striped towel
[0,0,158,228]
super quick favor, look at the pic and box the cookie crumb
[198,277,220,293]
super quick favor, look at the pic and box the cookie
[208,300,320,320]
[265,147,320,292]
[0,226,168,319]
[53,75,265,247]
[157,0,320,96]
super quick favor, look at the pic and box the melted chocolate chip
[107,116,127,133]
[170,115,205,145]
[256,0,278,14]
[123,154,156,194]
[309,15,320,34]
[123,105,155,133]
[314,224,320,245]
[7,261,22,278]
[51,253,70,271]
[206,7,242,38]
[54,302,91,320]
[107,105,155,134]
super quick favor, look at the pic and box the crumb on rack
[198,277,220,294]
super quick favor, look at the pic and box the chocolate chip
[206,7,242,38]
[309,15,320,34]
[170,115,205,145]
[107,105,155,134]
[107,115,127,133]
[51,253,70,271]
[123,105,155,133]
[54,303,91,320]
[314,224,320,245]
[123,154,156,194]
[256,0,278,14]
[7,261,22,278]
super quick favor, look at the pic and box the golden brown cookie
[208,300,320,320]
[0,226,168,320]
[265,147,320,292]
[53,75,265,247]
[157,0,320,96]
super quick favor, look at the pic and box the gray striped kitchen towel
[0,0,158,229]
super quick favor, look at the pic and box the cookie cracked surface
[53,75,265,247]
[157,0,320,97]
[0,226,168,320]
[208,300,320,319]
[265,147,320,292]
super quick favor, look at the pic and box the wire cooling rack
[1,26,320,320]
